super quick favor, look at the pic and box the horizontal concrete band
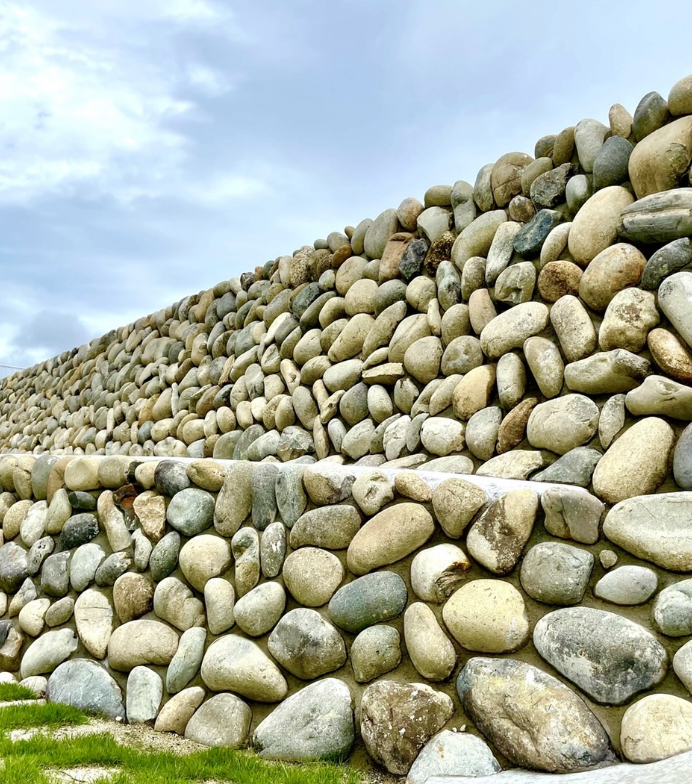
[0,452,579,502]
[429,748,692,783]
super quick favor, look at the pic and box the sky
[1,0,691,375]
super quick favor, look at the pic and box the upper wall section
[2,75,692,501]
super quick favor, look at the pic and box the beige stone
[592,417,675,504]
[621,694,692,763]
[568,187,635,266]
[443,580,530,653]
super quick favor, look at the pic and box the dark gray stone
[399,238,429,282]
[253,678,355,761]
[59,513,99,550]
[41,552,70,597]
[592,136,634,190]
[642,238,692,290]
[328,572,408,633]
[530,164,572,209]
[275,464,307,528]
[48,659,125,720]
[0,542,29,593]
[154,460,190,497]
[292,282,322,318]
[533,447,602,487]
[68,491,97,511]
[95,552,132,587]
[533,607,668,705]
[513,209,564,258]
[456,657,616,773]
[150,531,181,582]
[632,91,670,141]
[252,463,278,531]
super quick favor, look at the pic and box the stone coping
[428,748,692,783]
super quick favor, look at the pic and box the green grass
[0,703,363,784]
[0,683,39,702]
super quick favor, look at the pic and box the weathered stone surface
[0,542,29,593]
[166,627,206,694]
[154,576,205,631]
[620,695,692,763]
[466,489,538,574]
[533,608,668,705]
[361,680,454,775]
[201,635,288,702]
[659,271,692,349]
[47,659,125,720]
[568,187,635,266]
[626,374,692,419]
[526,395,599,455]
[290,505,361,550]
[565,349,651,394]
[456,657,616,773]
[479,303,549,360]
[444,580,529,653]
[350,625,401,683]
[520,542,594,605]
[74,589,113,659]
[154,687,205,735]
[347,503,434,575]
[253,679,354,761]
[619,189,692,244]
[283,548,342,607]
[431,478,487,539]
[541,486,604,544]
[179,534,232,592]
[410,544,470,603]
[628,115,692,198]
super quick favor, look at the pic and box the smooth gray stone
[641,237,692,290]
[268,608,346,679]
[166,627,206,693]
[41,552,70,597]
[0,542,29,593]
[653,579,692,636]
[48,659,125,720]
[166,487,215,536]
[329,572,407,633]
[154,460,190,496]
[673,422,692,489]
[253,678,354,761]
[592,136,633,190]
[59,513,99,550]
[428,750,692,783]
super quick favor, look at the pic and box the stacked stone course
[3,74,692,779]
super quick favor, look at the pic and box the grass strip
[0,703,363,784]
[0,683,40,702]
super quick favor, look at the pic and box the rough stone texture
[620,695,692,763]
[407,731,500,784]
[533,608,668,705]
[457,657,616,773]
[185,693,252,749]
[361,680,454,775]
[47,659,125,720]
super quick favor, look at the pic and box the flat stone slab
[428,749,692,783]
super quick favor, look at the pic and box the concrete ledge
[428,750,692,784]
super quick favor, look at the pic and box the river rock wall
[1,74,692,779]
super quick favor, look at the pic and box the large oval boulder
[47,659,125,720]
[603,493,692,571]
[533,607,668,705]
[456,657,616,773]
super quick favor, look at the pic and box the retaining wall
[2,72,692,780]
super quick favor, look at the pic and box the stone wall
[1,73,692,779]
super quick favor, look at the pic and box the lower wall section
[1,454,692,780]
